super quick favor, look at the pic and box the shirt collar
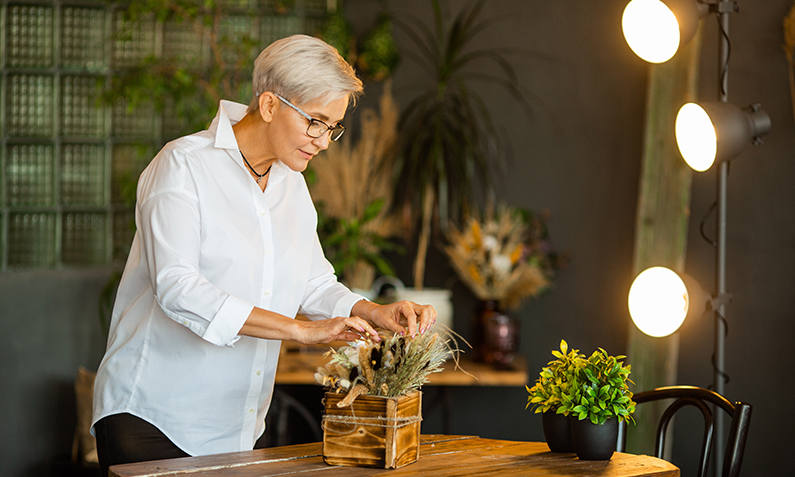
[209,99,289,189]
[211,100,249,150]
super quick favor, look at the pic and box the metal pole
[714,4,732,476]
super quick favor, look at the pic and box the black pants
[95,413,189,477]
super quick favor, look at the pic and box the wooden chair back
[618,385,752,477]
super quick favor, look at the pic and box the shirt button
[259,210,266,217]
[256,370,261,376]
[267,250,272,255]
[249,408,255,414]
[262,290,270,296]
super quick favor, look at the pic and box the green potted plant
[527,342,636,459]
[525,340,584,452]
[565,348,636,461]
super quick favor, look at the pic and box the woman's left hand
[351,299,437,338]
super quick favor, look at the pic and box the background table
[271,343,529,441]
[275,343,528,386]
[110,435,680,477]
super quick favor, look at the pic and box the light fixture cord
[716,12,732,98]
[709,308,731,390]
[700,202,718,247]
[698,163,732,248]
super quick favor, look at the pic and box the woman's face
[269,94,349,172]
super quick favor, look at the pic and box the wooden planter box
[322,391,422,469]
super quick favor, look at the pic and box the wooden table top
[276,344,528,387]
[110,435,679,477]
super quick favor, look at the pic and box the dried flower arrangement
[309,81,402,291]
[444,204,564,310]
[315,331,454,406]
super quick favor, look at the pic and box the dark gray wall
[680,0,795,470]
[1,0,792,475]
[372,0,793,475]
[1,270,108,475]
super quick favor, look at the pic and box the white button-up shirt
[92,100,364,456]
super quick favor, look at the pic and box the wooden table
[110,435,679,477]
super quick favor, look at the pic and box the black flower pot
[542,412,574,452]
[570,417,618,461]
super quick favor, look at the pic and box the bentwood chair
[617,385,752,477]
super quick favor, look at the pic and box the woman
[92,35,436,475]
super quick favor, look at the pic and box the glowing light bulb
[622,0,682,63]
[676,103,717,172]
[628,267,689,337]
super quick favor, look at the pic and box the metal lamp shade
[676,101,771,171]
[628,267,710,338]
[622,0,705,63]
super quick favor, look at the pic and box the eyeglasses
[273,93,346,142]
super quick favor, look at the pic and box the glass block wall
[0,0,330,269]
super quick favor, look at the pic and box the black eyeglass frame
[272,93,346,141]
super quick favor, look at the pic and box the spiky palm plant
[391,0,532,289]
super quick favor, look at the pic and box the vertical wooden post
[626,29,702,456]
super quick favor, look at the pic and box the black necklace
[240,150,272,183]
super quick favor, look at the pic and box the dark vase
[570,417,618,461]
[474,300,519,367]
[542,412,574,453]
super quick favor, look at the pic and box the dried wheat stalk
[310,81,402,289]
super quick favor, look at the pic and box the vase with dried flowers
[444,204,564,366]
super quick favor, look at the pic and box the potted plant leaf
[526,339,584,452]
[389,0,533,317]
[565,348,636,461]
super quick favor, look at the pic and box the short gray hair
[248,34,363,113]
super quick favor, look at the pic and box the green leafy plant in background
[319,0,400,82]
[318,198,404,288]
[103,0,262,137]
[568,348,636,425]
[527,341,636,425]
[390,0,533,289]
[526,340,585,415]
